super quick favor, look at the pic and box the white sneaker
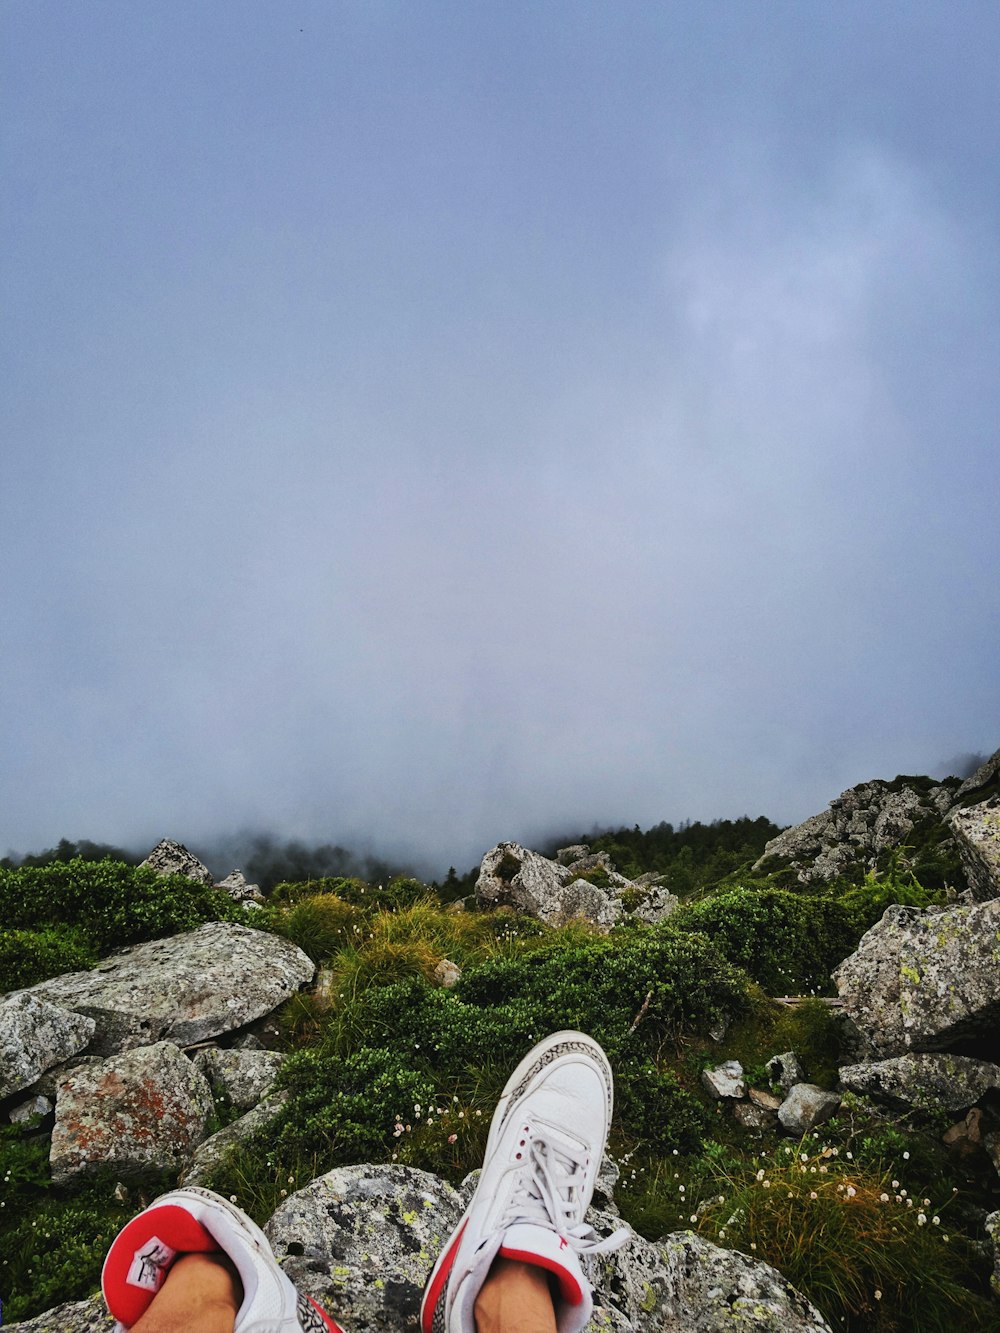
[420,1031,631,1333]
[101,1186,344,1332]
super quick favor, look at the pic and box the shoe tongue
[499,1222,592,1332]
[534,1123,588,1176]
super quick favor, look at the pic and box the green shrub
[675,887,858,993]
[0,925,97,990]
[0,1125,171,1323]
[0,858,244,959]
[205,1046,432,1217]
[838,873,942,936]
[455,924,750,1052]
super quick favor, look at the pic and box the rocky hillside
[3,756,1000,1330]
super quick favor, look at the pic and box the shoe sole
[419,1030,614,1333]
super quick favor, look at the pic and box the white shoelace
[499,1136,632,1257]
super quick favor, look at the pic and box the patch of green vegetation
[0,858,251,991]
[0,1124,174,1323]
[673,885,858,994]
[0,925,98,991]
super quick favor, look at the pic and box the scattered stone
[265,1163,465,1331]
[753,779,957,887]
[0,993,96,1098]
[766,1052,806,1094]
[179,1093,289,1188]
[748,1088,783,1112]
[9,1093,53,1124]
[733,1101,778,1134]
[23,922,314,1054]
[701,1061,746,1100]
[656,1231,833,1331]
[838,1053,1000,1113]
[556,844,590,865]
[113,1181,130,1203]
[433,958,462,988]
[948,797,1000,902]
[777,1084,841,1135]
[4,1293,115,1331]
[50,1040,213,1184]
[215,869,265,905]
[627,883,681,925]
[192,1047,285,1112]
[475,842,620,928]
[140,838,215,886]
[943,1107,984,1159]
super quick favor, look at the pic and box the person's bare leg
[129,1252,242,1333]
[473,1257,558,1333]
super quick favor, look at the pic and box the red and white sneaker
[420,1031,631,1333]
[101,1186,344,1332]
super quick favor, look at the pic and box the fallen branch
[629,988,654,1033]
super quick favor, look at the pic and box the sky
[2,2,998,876]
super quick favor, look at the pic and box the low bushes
[0,858,246,991]
[675,885,863,993]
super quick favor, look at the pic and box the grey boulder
[701,1061,746,1100]
[777,1084,841,1135]
[765,1052,806,1095]
[833,899,1000,1056]
[50,1040,213,1183]
[839,1053,1000,1113]
[179,1093,288,1188]
[265,1163,464,1331]
[140,838,215,885]
[476,842,620,927]
[193,1046,285,1112]
[948,797,1000,902]
[216,869,265,905]
[22,922,314,1054]
[656,1232,833,1331]
[0,993,96,1098]
[4,1294,114,1332]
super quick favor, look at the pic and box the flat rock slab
[0,993,96,1098]
[266,1163,465,1332]
[50,1040,213,1183]
[5,1294,114,1332]
[839,1053,1000,1112]
[701,1061,746,1099]
[22,922,314,1054]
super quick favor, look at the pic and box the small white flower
[917,1213,927,1226]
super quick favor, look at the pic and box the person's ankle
[130,1252,242,1332]
[473,1257,557,1333]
